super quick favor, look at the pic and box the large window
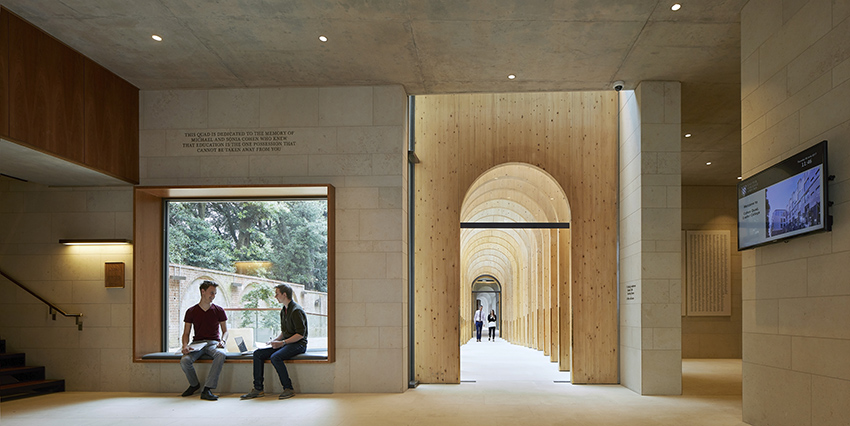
[133,185,334,362]
[165,199,328,351]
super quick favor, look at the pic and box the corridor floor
[460,334,572,383]
[0,339,745,425]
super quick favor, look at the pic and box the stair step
[0,342,66,401]
[0,366,46,385]
[0,353,25,368]
[0,366,44,375]
[0,379,65,401]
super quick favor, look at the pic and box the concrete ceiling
[0,0,745,186]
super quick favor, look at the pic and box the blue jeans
[252,343,306,391]
[475,321,483,341]
[180,341,225,389]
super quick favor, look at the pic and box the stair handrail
[0,269,83,330]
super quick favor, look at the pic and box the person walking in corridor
[473,305,485,342]
[487,310,497,341]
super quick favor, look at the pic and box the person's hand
[217,341,225,348]
[181,345,190,355]
[271,340,285,349]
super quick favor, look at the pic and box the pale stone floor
[0,336,746,426]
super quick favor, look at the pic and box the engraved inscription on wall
[685,230,732,316]
[181,129,297,154]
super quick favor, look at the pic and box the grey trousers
[180,341,226,389]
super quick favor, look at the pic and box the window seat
[141,347,328,362]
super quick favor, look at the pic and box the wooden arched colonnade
[460,164,571,366]
[414,92,618,384]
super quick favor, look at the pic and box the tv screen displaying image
[737,140,829,251]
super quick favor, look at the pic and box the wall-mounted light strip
[59,239,132,246]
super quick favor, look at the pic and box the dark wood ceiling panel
[0,10,9,137]
[84,58,139,183]
[7,10,85,163]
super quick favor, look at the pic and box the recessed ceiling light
[318,35,328,42]
[151,34,163,42]
[508,74,516,80]
[738,176,743,180]
[671,4,682,11]
[684,133,692,138]
[706,162,712,166]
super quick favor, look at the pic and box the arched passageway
[471,275,501,339]
[460,163,571,368]
[412,91,619,385]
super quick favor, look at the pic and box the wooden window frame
[133,185,335,364]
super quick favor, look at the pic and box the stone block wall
[741,1,850,424]
[0,84,410,394]
[619,81,683,395]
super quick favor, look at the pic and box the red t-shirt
[184,304,227,341]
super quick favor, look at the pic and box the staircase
[0,339,65,401]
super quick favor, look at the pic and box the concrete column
[619,81,682,395]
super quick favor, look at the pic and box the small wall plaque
[105,262,125,288]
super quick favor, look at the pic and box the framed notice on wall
[684,230,731,316]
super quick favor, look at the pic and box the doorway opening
[471,274,500,340]
[459,163,572,382]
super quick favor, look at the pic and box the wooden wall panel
[7,12,85,162]
[133,189,163,359]
[568,94,619,383]
[414,94,462,382]
[326,185,336,363]
[0,10,8,137]
[542,230,549,352]
[533,234,540,349]
[415,92,618,384]
[85,58,140,183]
[558,229,571,369]
[548,229,557,361]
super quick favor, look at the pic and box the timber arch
[460,163,571,366]
[413,92,618,384]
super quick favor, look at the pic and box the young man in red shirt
[180,280,229,401]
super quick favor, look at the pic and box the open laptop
[235,336,254,355]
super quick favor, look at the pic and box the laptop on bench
[235,336,254,355]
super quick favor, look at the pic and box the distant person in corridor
[473,305,485,342]
[488,309,497,341]
[180,280,228,401]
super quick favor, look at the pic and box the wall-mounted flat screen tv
[737,140,830,251]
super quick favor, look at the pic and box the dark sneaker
[240,388,265,399]
[278,389,295,399]
[200,388,219,401]
[181,384,200,397]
